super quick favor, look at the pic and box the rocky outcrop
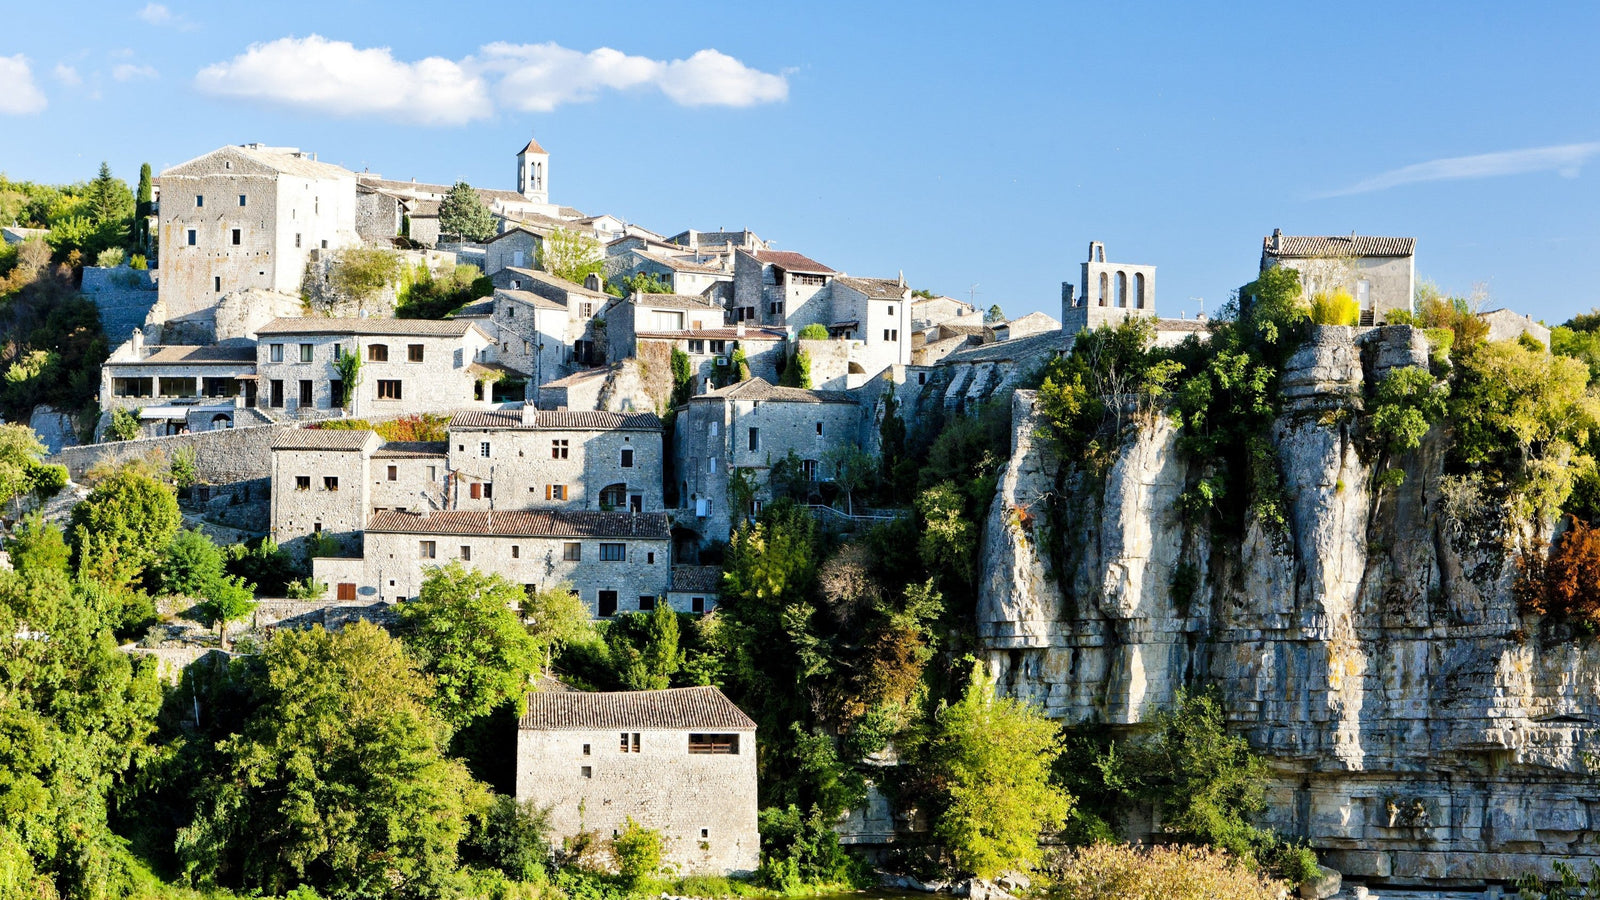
[980,326,1600,886]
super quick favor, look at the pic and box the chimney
[1272,228,1283,251]
[736,321,745,337]
[521,403,538,425]
[130,328,145,358]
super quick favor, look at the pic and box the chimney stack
[1272,228,1283,251]
[521,403,538,425]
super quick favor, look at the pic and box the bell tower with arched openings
[1060,240,1158,335]
[516,135,549,204]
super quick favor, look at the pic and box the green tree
[109,407,141,441]
[616,272,672,295]
[537,227,604,284]
[780,347,814,389]
[520,581,594,675]
[1368,366,1448,486]
[398,562,541,729]
[86,161,133,226]
[175,622,489,898]
[0,424,50,515]
[606,602,683,690]
[438,182,497,243]
[926,661,1071,879]
[610,817,663,884]
[327,247,402,310]
[461,795,551,882]
[70,466,181,591]
[157,529,258,646]
[5,513,69,577]
[135,162,153,255]
[333,347,362,407]
[671,347,693,410]
[825,444,875,514]
[797,323,830,340]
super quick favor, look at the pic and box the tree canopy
[438,182,496,243]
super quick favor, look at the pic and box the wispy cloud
[138,3,196,30]
[112,63,159,81]
[0,55,47,114]
[1319,142,1600,197]
[194,35,789,126]
[53,63,81,85]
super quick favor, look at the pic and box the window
[802,459,818,480]
[270,343,284,362]
[295,233,302,248]
[709,457,717,474]
[299,343,313,363]
[480,441,491,458]
[639,595,655,611]
[710,340,726,354]
[269,379,284,408]
[408,344,424,363]
[598,590,618,617]
[551,439,569,459]
[793,273,826,286]
[599,543,625,562]
[646,552,655,565]
[238,194,247,207]
[337,582,356,601]
[321,239,328,249]
[368,344,389,362]
[377,379,402,400]
[469,482,483,500]
[748,427,759,452]
[769,301,782,316]
[883,329,898,341]
[688,340,704,353]
[231,228,241,246]
[428,465,437,480]
[323,476,339,491]
[620,448,634,468]
[815,421,824,436]
[619,732,640,753]
[387,465,398,481]
[295,476,310,491]
[214,276,222,292]
[888,305,896,316]
[580,302,594,317]
[195,195,204,208]
[330,379,344,406]
[918,371,927,385]
[692,597,706,613]
[546,484,568,501]
[483,483,493,499]
[186,228,196,246]
[420,540,436,559]
[563,542,581,561]
[511,545,520,559]
[299,380,313,406]
[582,743,591,756]
[701,829,710,839]
[581,766,592,778]
[600,483,626,509]
[688,734,740,754]
[460,545,471,561]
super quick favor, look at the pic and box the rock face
[979,326,1600,885]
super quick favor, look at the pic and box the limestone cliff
[979,326,1596,886]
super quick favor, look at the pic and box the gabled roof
[448,408,662,431]
[835,276,908,300]
[372,441,448,459]
[368,508,671,540]
[519,686,755,731]
[506,268,609,300]
[671,565,723,593]
[256,317,488,339]
[162,144,354,181]
[109,345,256,365]
[494,288,566,311]
[518,136,547,155]
[1263,234,1416,259]
[697,377,854,404]
[487,224,550,243]
[632,249,728,275]
[272,429,381,452]
[747,249,834,274]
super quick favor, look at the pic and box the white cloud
[0,55,47,114]
[137,3,195,29]
[481,42,787,112]
[53,63,81,85]
[1321,142,1600,197]
[113,63,158,81]
[194,35,788,125]
[194,35,491,126]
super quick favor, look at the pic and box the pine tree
[438,181,496,243]
[134,162,153,254]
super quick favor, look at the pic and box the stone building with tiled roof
[1259,228,1417,326]
[516,685,758,876]
[99,328,259,433]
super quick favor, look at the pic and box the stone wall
[975,325,1600,886]
[516,726,759,875]
[81,266,158,345]
[52,422,286,485]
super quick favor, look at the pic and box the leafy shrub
[1367,366,1448,485]
[396,262,493,319]
[462,795,552,883]
[797,323,830,340]
[129,253,147,270]
[95,246,125,268]
[610,817,663,883]
[1043,843,1285,900]
[757,805,871,890]
[1518,521,1600,629]
[109,407,141,441]
[1309,289,1358,326]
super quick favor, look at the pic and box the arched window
[1116,271,1128,308]
[1135,272,1146,309]
[210,413,232,430]
[1099,272,1109,307]
[599,483,626,509]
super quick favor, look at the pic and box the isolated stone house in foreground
[516,686,758,876]
[1259,230,1417,326]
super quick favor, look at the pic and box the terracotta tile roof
[519,136,547,155]
[634,250,728,274]
[272,429,380,452]
[368,508,671,540]
[835,276,908,300]
[256,317,484,338]
[448,408,662,430]
[500,268,609,300]
[636,327,786,342]
[626,294,722,311]
[1263,234,1416,258]
[519,685,755,731]
[748,249,834,274]
[671,565,723,593]
[110,345,256,365]
[466,361,531,379]
[372,441,448,459]
[697,377,854,404]
[163,145,353,181]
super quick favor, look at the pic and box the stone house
[254,317,500,418]
[911,295,981,330]
[483,225,547,275]
[515,686,758,875]
[600,293,725,364]
[445,407,665,514]
[368,441,449,513]
[1479,308,1552,347]
[155,144,361,326]
[535,367,612,412]
[734,248,835,329]
[829,275,914,377]
[100,329,257,434]
[458,288,571,397]
[1259,229,1417,326]
[992,311,1061,341]
[315,508,672,612]
[665,229,765,253]
[611,248,734,301]
[644,326,788,396]
[667,565,722,614]
[354,182,410,244]
[674,378,862,541]
[489,267,611,368]
[270,429,383,561]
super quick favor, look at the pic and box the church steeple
[516,135,549,204]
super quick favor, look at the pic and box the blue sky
[3,1,1599,323]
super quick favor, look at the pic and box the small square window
[581,766,592,778]
[238,194,247,207]
[563,542,581,561]
[547,484,567,501]
[408,344,425,363]
[368,344,389,362]
[186,229,196,246]
[701,829,709,839]
[460,545,471,561]
[480,441,491,458]
[231,228,241,246]
[420,540,436,559]
[621,448,634,468]
[647,552,655,565]
[299,343,313,363]
[692,597,705,613]
[551,439,569,459]
[295,475,310,491]
[582,743,591,756]
[511,545,520,559]
[639,595,655,611]
[387,465,397,481]
[270,343,284,362]
[323,476,339,491]
[195,195,204,208]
